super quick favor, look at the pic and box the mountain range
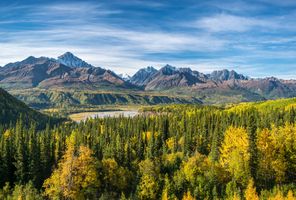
[0,52,130,89]
[1,52,296,105]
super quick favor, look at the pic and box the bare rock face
[131,66,250,90]
[129,64,296,99]
[132,65,208,90]
[130,66,158,86]
[209,69,248,81]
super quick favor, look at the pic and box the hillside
[10,89,202,110]
[0,88,61,127]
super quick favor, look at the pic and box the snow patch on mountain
[57,52,94,68]
[119,73,131,81]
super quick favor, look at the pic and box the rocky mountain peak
[210,69,248,81]
[57,52,93,68]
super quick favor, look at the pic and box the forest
[2,99,296,199]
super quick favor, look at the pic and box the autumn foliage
[1,102,296,199]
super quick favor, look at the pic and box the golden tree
[137,159,160,200]
[43,133,100,199]
[220,126,250,186]
[182,191,195,200]
[286,190,296,200]
[244,179,259,200]
[102,158,131,192]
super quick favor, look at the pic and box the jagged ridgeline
[2,53,296,107]
[0,87,62,128]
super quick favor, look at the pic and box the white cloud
[195,13,279,32]
[0,3,229,75]
[208,0,265,13]
[0,1,229,70]
[1,1,296,78]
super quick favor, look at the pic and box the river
[69,110,139,122]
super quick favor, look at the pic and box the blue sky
[0,0,296,78]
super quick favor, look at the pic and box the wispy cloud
[207,0,265,13]
[258,0,296,6]
[0,1,296,78]
[194,13,280,32]
[0,1,229,74]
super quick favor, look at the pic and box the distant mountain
[3,53,296,105]
[57,52,94,68]
[131,65,209,90]
[231,77,296,99]
[130,66,157,86]
[119,73,131,81]
[0,53,129,89]
[0,56,61,88]
[131,67,251,90]
[3,56,51,68]
[209,69,248,81]
[0,87,61,127]
[144,65,207,90]
[129,65,296,101]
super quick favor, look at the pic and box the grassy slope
[142,96,296,114]
[226,97,296,112]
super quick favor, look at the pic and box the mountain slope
[0,57,57,88]
[130,66,157,86]
[0,88,61,127]
[11,89,202,109]
[232,77,296,99]
[0,53,129,89]
[209,69,248,81]
[131,67,248,90]
[144,65,208,90]
[131,66,296,101]
[119,73,131,81]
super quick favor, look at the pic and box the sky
[0,0,296,78]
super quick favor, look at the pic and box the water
[70,110,139,122]
[89,110,138,119]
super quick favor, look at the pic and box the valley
[1,54,296,198]
[2,0,296,199]
[2,86,296,199]
[8,88,201,111]
[1,52,296,113]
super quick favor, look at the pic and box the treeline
[1,102,296,199]
[12,88,201,110]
